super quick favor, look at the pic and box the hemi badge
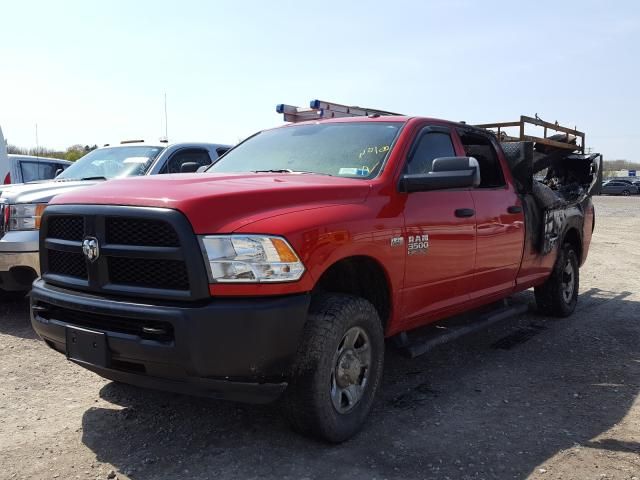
[391,237,404,247]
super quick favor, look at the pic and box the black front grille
[41,206,208,301]
[38,304,174,342]
[47,249,87,278]
[108,257,189,290]
[106,217,179,247]
[48,216,84,241]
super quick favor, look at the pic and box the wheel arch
[562,227,583,264]
[312,255,393,332]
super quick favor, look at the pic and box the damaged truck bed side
[481,115,602,259]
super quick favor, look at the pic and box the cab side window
[216,146,230,157]
[40,162,65,179]
[19,161,40,182]
[457,130,505,188]
[406,132,456,174]
[162,148,212,174]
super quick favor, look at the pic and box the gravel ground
[1,195,639,480]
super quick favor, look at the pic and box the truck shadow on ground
[0,292,35,339]
[81,288,640,479]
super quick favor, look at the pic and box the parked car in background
[4,155,72,184]
[614,179,635,186]
[0,126,7,180]
[0,126,72,185]
[0,140,231,292]
[601,180,638,196]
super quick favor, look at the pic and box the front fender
[210,200,405,299]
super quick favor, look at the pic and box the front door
[400,125,476,329]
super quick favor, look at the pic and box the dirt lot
[1,195,639,480]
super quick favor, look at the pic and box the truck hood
[50,173,372,232]
[0,180,103,204]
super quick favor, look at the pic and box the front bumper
[0,251,40,291]
[31,279,310,403]
[0,229,40,290]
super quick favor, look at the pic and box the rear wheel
[622,189,631,196]
[535,243,579,317]
[282,294,384,443]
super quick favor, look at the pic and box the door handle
[507,205,523,214]
[455,208,475,218]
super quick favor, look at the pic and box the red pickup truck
[30,109,600,442]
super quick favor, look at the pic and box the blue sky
[0,0,638,160]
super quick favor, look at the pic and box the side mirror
[54,168,63,178]
[401,157,480,193]
[196,165,208,173]
[180,162,200,173]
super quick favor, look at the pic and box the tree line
[602,159,639,178]
[6,144,97,162]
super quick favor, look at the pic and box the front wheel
[535,243,579,317]
[282,294,384,443]
[622,190,631,196]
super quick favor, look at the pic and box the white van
[0,126,72,184]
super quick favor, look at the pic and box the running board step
[394,300,530,358]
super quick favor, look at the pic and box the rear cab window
[457,129,506,188]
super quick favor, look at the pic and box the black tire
[622,190,630,196]
[535,242,579,317]
[282,294,384,443]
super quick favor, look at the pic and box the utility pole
[164,93,168,141]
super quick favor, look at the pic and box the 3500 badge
[407,234,429,255]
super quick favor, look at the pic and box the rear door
[457,128,525,301]
[400,124,476,327]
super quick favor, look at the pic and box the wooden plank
[522,135,582,151]
[520,115,584,137]
[283,110,322,123]
[283,108,360,123]
[475,121,522,129]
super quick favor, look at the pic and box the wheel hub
[330,326,371,414]
[561,260,575,303]
[336,350,363,388]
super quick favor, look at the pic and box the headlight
[199,235,305,283]
[8,203,47,231]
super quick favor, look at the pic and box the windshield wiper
[79,176,108,181]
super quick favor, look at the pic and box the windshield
[56,146,164,180]
[208,122,402,178]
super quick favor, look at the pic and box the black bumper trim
[77,361,288,404]
[31,279,310,403]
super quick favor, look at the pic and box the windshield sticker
[358,145,390,159]
[338,166,370,177]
